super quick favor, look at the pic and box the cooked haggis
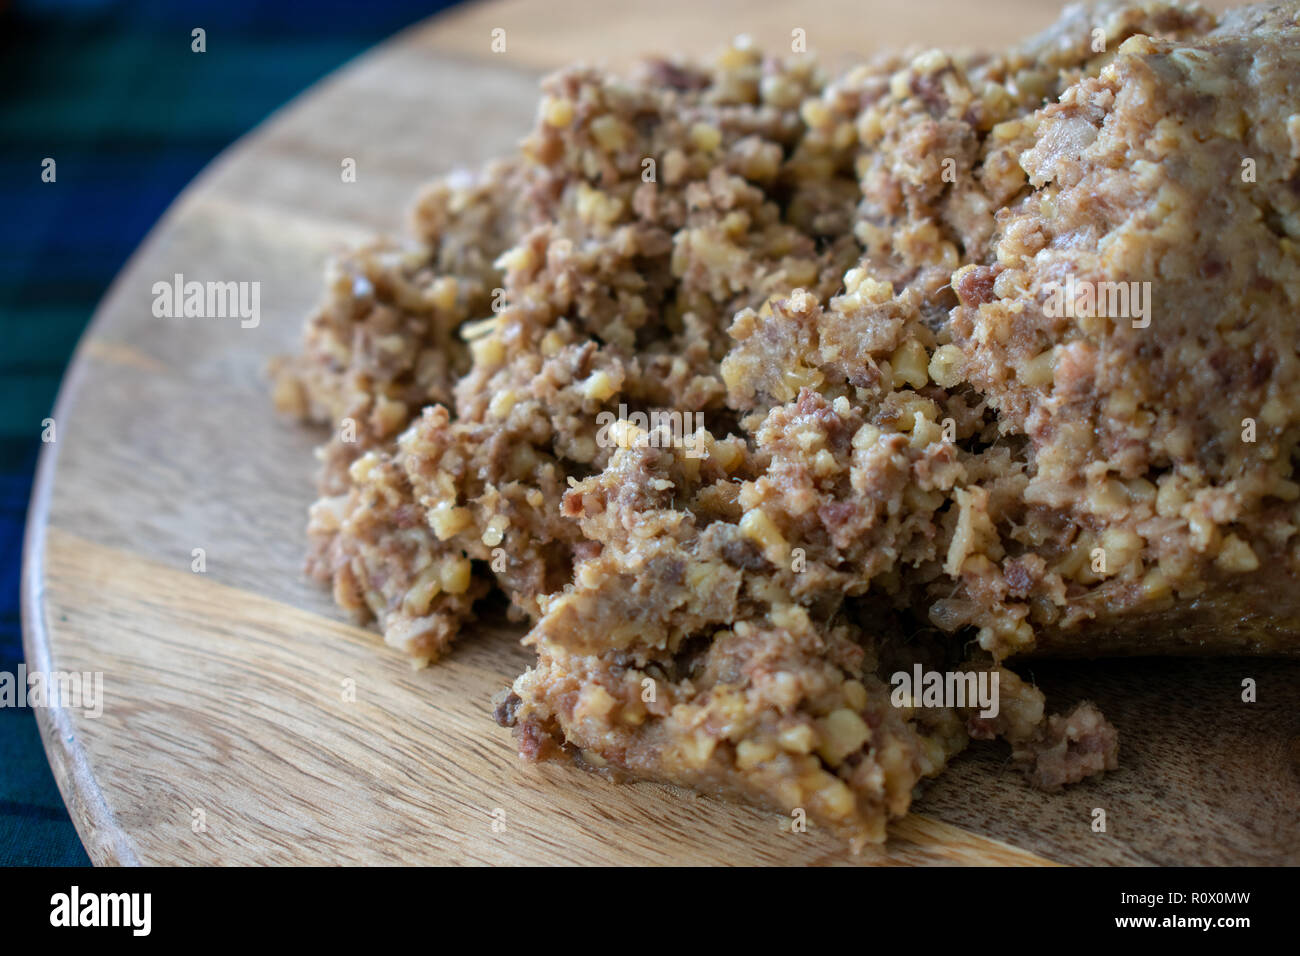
[273,0,1300,845]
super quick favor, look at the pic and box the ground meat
[493,690,523,727]
[1013,701,1121,791]
[275,0,1300,845]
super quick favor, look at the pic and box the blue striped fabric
[0,0,462,866]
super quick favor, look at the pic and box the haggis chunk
[278,0,1300,845]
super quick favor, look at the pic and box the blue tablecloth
[0,0,461,866]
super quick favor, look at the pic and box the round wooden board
[22,0,1298,866]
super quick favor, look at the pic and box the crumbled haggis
[276,0,1300,844]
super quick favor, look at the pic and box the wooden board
[22,0,1299,866]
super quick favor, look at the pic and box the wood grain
[24,0,1296,866]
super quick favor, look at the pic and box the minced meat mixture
[272,0,1300,845]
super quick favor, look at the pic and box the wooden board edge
[22,344,138,867]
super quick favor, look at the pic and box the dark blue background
[0,0,460,866]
